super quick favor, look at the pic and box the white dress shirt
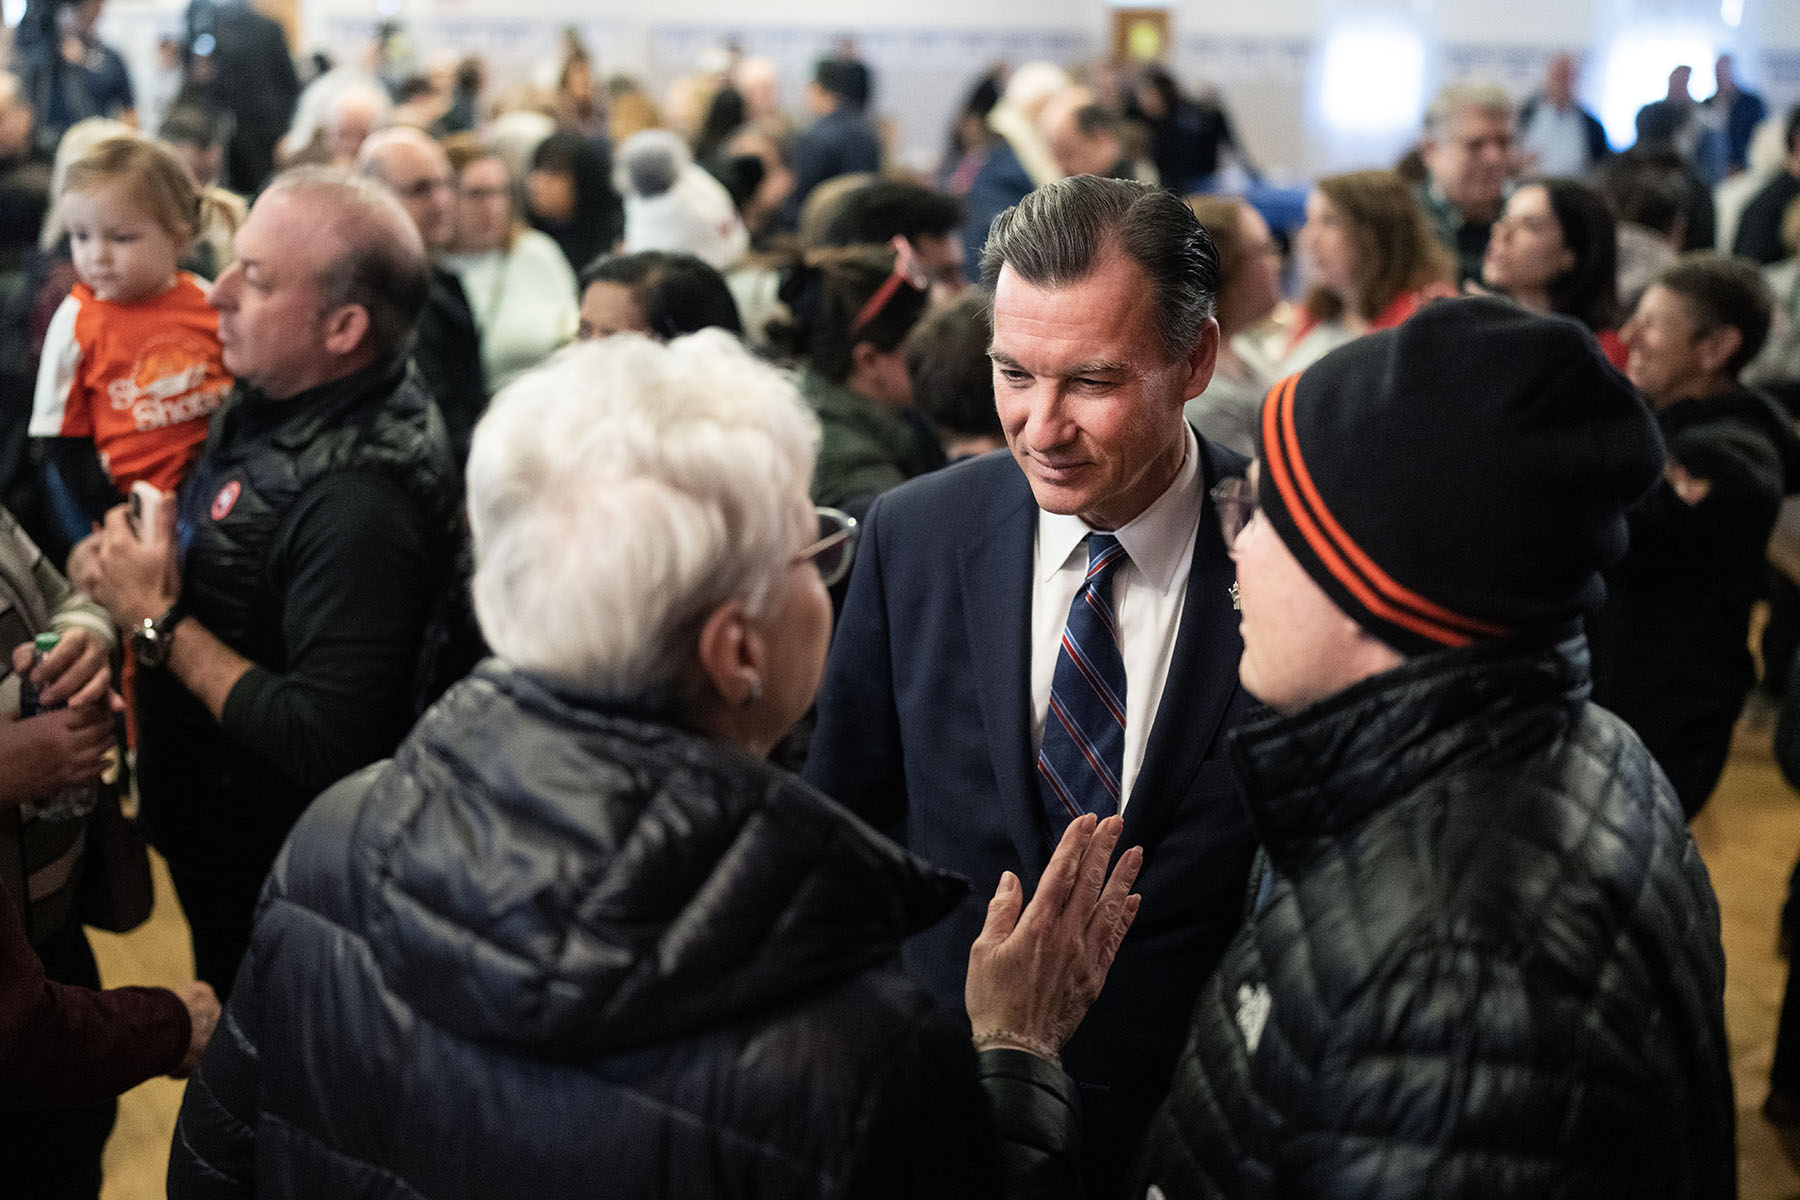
[1029,424,1204,811]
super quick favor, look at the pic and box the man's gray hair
[466,331,821,697]
[979,175,1219,363]
[1424,80,1514,135]
[264,165,429,361]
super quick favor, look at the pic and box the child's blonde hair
[62,135,205,244]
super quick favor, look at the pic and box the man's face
[1622,283,1724,408]
[210,191,339,399]
[454,156,512,254]
[374,138,455,252]
[989,249,1214,531]
[1231,465,1389,714]
[1424,106,1515,220]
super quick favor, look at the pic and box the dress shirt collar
[1038,423,1203,591]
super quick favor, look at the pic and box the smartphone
[129,482,164,541]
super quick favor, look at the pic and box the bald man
[359,126,488,461]
[76,168,460,996]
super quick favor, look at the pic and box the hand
[1667,460,1712,506]
[171,981,221,1077]
[0,704,114,809]
[964,813,1143,1059]
[66,531,102,596]
[87,501,180,631]
[11,628,110,709]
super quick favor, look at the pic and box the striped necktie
[1038,533,1129,824]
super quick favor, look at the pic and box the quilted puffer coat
[1131,631,1734,1199]
[167,663,1078,1199]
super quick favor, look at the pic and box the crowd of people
[3,1,1800,1196]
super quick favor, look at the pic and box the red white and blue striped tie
[1038,533,1128,824]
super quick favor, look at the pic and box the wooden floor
[90,717,1800,1199]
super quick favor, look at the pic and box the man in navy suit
[806,175,1257,1192]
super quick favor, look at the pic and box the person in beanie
[980,297,1736,1198]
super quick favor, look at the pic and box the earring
[742,676,764,708]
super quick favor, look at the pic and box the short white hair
[466,331,821,696]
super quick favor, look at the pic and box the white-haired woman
[167,332,1132,1200]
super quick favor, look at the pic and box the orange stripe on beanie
[1252,298,1664,657]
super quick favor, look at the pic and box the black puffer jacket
[1132,632,1733,1200]
[168,663,1079,1200]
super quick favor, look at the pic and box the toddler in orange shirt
[31,136,234,545]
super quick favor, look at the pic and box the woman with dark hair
[577,250,742,341]
[1277,169,1456,373]
[527,131,624,274]
[767,240,941,516]
[1482,178,1627,366]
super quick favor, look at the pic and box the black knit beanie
[1255,297,1666,657]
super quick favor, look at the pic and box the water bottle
[18,631,99,823]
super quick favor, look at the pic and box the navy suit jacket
[805,439,1257,1180]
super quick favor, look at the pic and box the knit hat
[1255,297,1665,657]
[616,130,749,272]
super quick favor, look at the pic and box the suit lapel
[1123,436,1248,848]
[957,466,1052,879]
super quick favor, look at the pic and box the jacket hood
[349,662,967,1054]
[1661,384,1800,495]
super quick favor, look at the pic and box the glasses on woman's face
[1210,471,1260,551]
[848,235,930,339]
[794,506,860,587]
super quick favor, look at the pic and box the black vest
[136,358,458,864]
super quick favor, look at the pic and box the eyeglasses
[398,176,454,199]
[848,235,929,339]
[1210,474,1259,549]
[794,506,859,587]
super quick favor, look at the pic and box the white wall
[94,0,1800,182]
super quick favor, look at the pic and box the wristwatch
[130,602,185,668]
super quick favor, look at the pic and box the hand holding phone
[129,482,165,543]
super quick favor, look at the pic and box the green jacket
[800,368,937,513]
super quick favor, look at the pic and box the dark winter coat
[1590,384,1800,800]
[168,663,1080,1199]
[1131,631,1734,1199]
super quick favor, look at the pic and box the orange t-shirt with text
[29,273,233,494]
